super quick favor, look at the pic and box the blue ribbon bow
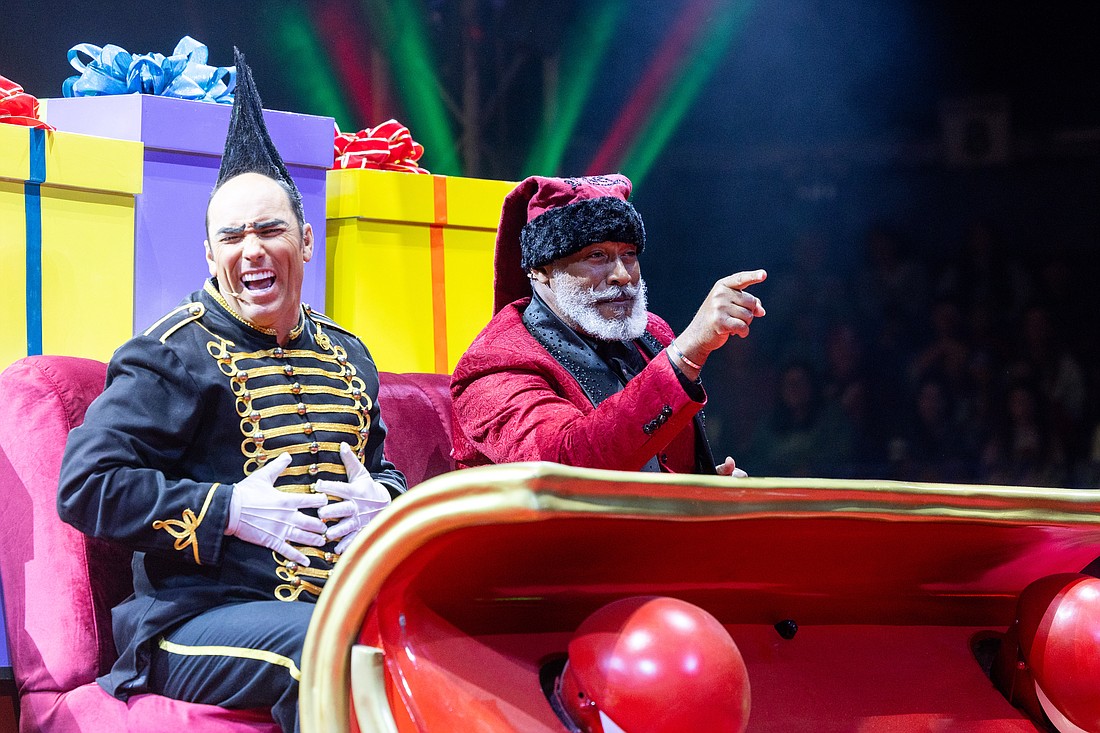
[62,36,235,103]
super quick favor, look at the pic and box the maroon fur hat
[493,174,646,312]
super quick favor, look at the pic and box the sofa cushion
[0,356,130,694]
[377,372,454,488]
[0,364,455,690]
[20,685,278,733]
[0,356,278,731]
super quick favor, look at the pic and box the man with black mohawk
[58,49,405,731]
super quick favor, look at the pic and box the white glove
[315,443,392,555]
[226,452,328,566]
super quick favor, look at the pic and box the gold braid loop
[151,484,220,565]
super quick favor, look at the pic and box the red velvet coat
[451,298,706,472]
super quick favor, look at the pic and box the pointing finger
[719,269,767,291]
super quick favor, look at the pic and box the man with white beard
[450,174,766,475]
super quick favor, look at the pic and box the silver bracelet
[669,342,702,371]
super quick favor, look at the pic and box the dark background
[4,0,1099,484]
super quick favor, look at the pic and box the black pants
[148,600,312,733]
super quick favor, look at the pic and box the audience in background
[743,361,853,478]
[707,220,1099,488]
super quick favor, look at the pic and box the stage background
[3,0,1099,485]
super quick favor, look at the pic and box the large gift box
[326,168,514,374]
[43,95,335,329]
[0,124,142,368]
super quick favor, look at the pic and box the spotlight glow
[523,0,628,177]
[271,0,355,130]
[362,0,462,174]
[620,1,753,187]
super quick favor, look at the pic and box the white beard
[550,275,649,342]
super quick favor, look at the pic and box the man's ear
[529,266,551,285]
[301,222,314,263]
[204,241,217,277]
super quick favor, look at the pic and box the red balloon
[1015,574,1100,732]
[559,596,750,733]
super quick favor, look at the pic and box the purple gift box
[0,602,8,668]
[43,95,334,330]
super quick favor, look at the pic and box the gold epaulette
[303,305,355,338]
[143,302,206,343]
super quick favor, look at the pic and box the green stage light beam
[363,0,461,175]
[620,1,753,188]
[523,0,628,177]
[270,0,355,130]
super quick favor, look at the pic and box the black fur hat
[520,195,645,270]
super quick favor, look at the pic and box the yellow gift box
[326,169,514,374]
[0,124,142,368]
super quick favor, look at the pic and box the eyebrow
[215,219,290,237]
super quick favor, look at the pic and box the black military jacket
[58,279,406,697]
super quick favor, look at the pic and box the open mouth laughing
[242,269,277,292]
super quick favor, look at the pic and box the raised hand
[669,269,767,379]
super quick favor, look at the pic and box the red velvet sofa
[0,355,453,733]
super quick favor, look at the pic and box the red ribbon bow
[333,119,429,174]
[0,75,54,130]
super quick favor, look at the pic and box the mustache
[590,283,641,303]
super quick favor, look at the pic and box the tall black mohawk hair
[216,47,303,222]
